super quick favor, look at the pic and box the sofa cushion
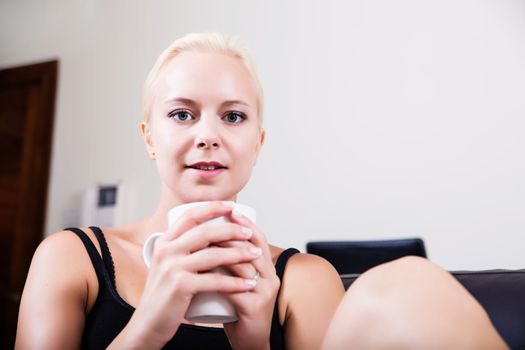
[341,269,525,350]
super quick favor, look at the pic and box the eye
[224,111,246,124]
[168,110,194,122]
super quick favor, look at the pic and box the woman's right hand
[114,201,260,348]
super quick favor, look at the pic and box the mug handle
[142,232,164,268]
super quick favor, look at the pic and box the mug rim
[168,201,256,227]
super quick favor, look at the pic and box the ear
[253,128,266,166]
[140,121,156,160]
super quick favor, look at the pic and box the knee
[348,255,472,317]
[345,256,433,314]
[324,256,508,349]
[351,256,448,297]
[369,255,445,279]
[322,257,437,349]
[331,256,505,349]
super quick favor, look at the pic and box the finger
[214,240,258,279]
[229,210,270,255]
[228,212,274,277]
[172,222,254,254]
[223,262,257,280]
[214,239,255,249]
[248,254,275,280]
[184,246,263,272]
[190,271,258,294]
[221,280,264,315]
[165,201,235,240]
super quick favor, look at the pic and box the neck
[146,189,184,234]
[144,184,237,236]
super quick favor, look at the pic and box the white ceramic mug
[142,201,256,324]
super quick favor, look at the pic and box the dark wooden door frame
[1,60,58,289]
[0,60,58,346]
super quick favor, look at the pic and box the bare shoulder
[268,245,343,290]
[35,228,99,266]
[277,250,345,318]
[28,229,97,297]
[283,252,344,291]
[277,252,346,350]
[16,229,96,348]
[39,228,90,248]
[288,251,337,271]
[24,228,101,313]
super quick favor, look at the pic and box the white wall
[1,0,524,270]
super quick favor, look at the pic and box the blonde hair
[142,32,264,126]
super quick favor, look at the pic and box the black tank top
[67,226,299,349]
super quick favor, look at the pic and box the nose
[196,137,220,149]
[194,116,221,150]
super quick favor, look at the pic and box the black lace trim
[90,226,118,291]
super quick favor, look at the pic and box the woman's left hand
[222,209,280,350]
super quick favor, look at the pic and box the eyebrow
[221,100,250,107]
[165,97,250,108]
[165,97,199,108]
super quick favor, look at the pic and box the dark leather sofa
[341,269,525,350]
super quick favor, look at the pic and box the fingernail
[250,247,262,256]
[222,201,235,208]
[244,278,257,287]
[242,227,253,237]
[232,208,244,218]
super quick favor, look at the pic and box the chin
[181,187,237,203]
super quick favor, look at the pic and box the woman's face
[142,50,264,204]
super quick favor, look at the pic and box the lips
[185,161,227,171]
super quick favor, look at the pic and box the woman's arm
[15,231,91,349]
[279,253,345,350]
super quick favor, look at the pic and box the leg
[322,256,508,350]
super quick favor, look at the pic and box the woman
[16,32,507,349]
[15,33,345,349]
